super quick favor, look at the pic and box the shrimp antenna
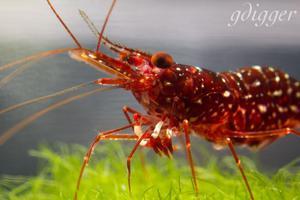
[46,0,82,48]
[0,48,73,73]
[0,86,117,145]
[0,80,95,115]
[96,0,117,53]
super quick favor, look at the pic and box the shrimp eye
[151,51,174,68]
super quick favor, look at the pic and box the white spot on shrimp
[221,78,227,83]
[140,139,148,146]
[253,65,262,71]
[163,81,172,86]
[277,106,287,113]
[252,80,261,87]
[296,92,300,98]
[273,90,283,96]
[223,91,231,98]
[268,67,275,72]
[236,73,243,79]
[287,88,293,95]
[151,121,164,139]
[258,104,267,113]
[275,76,280,82]
[228,104,233,109]
[295,82,300,87]
[196,99,202,104]
[176,67,181,71]
[245,94,253,99]
[134,124,143,137]
[272,112,277,118]
[165,97,171,103]
[240,107,246,115]
[194,66,202,72]
[290,105,299,113]
[284,73,290,79]
[211,112,218,117]
[277,106,283,113]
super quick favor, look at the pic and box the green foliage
[0,143,299,200]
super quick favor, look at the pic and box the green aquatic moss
[0,143,299,200]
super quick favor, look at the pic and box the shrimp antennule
[79,9,151,58]
[96,0,117,52]
[46,0,82,48]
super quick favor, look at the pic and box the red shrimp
[0,1,299,200]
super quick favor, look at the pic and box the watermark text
[228,2,297,27]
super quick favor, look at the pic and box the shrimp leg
[223,128,300,200]
[226,138,254,200]
[227,128,300,138]
[126,129,151,194]
[182,119,199,195]
[74,123,138,200]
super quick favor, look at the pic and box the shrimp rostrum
[0,1,299,200]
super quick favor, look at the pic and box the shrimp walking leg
[226,138,255,200]
[126,130,150,194]
[228,128,300,139]
[224,127,300,200]
[75,109,151,199]
[74,123,137,200]
[122,106,148,174]
[182,120,199,195]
